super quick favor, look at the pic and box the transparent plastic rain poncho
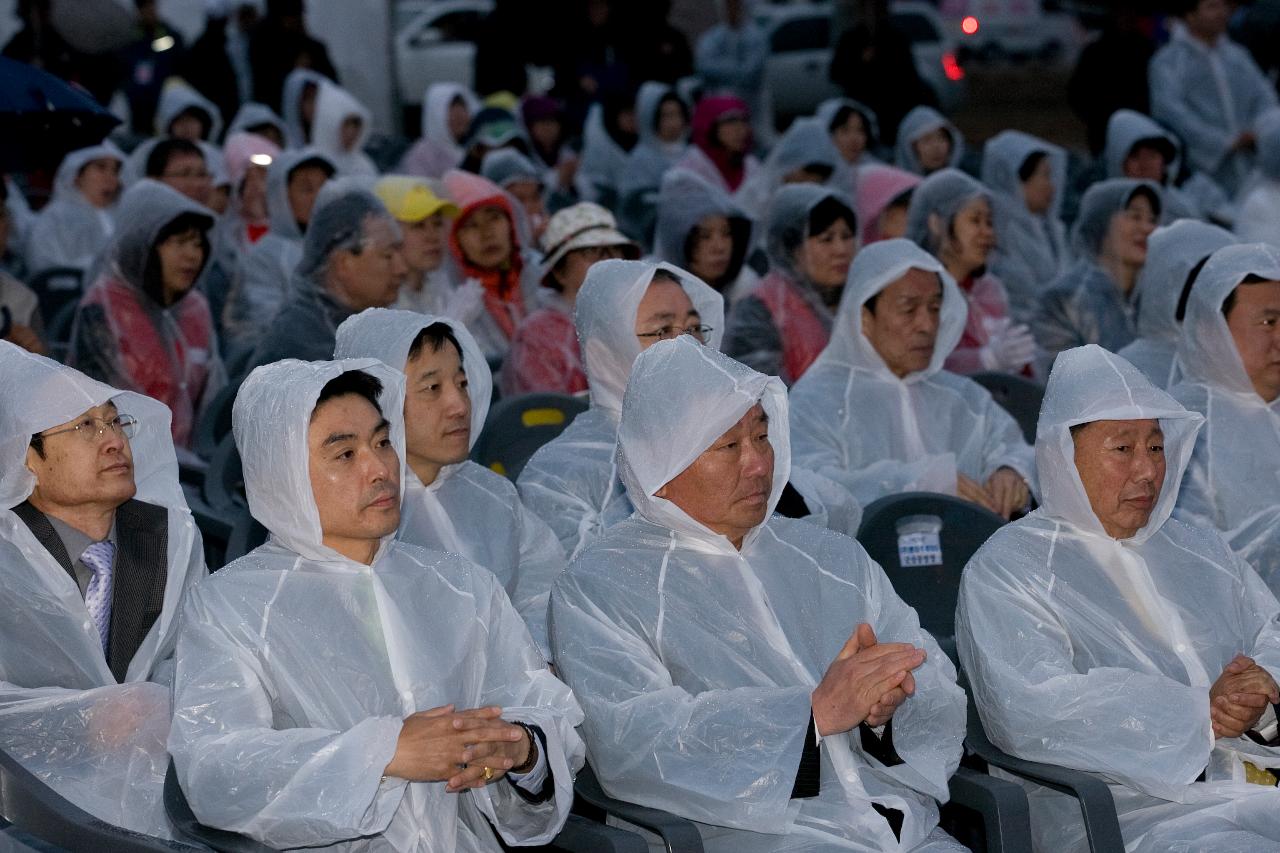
[617,84,688,246]
[226,101,288,144]
[168,357,584,851]
[979,130,1072,324]
[311,81,378,177]
[26,142,123,276]
[154,80,224,140]
[652,168,756,301]
[1102,108,1231,223]
[575,101,631,207]
[223,148,336,350]
[789,239,1035,507]
[1170,242,1280,592]
[282,68,329,148]
[549,336,966,853]
[1150,25,1278,195]
[517,260,725,559]
[400,83,480,179]
[894,106,964,176]
[1236,107,1280,246]
[956,344,1280,853]
[816,97,881,169]
[515,259,862,558]
[904,168,1024,376]
[1032,179,1161,363]
[68,180,224,450]
[0,342,204,836]
[736,116,849,221]
[1117,219,1236,389]
[723,184,851,386]
[854,163,922,245]
[334,308,567,658]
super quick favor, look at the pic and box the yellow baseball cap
[373,175,460,223]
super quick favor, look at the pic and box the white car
[394,0,492,105]
[937,0,1084,64]
[756,1,966,122]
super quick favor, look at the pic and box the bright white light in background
[961,16,980,36]
[942,52,965,82]
[151,35,175,52]
[250,154,274,166]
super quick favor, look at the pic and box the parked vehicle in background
[394,0,491,106]
[938,0,1084,64]
[756,1,966,123]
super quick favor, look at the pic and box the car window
[890,12,940,44]
[770,16,830,53]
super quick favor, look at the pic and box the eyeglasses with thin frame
[39,414,138,443]
[635,324,713,343]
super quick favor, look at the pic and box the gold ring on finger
[482,766,493,781]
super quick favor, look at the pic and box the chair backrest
[469,392,589,481]
[225,507,269,565]
[27,266,84,324]
[203,434,246,513]
[194,380,242,461]
[856,491,1005,662]
[163,761,273,853]
[970,371,1045,445]
[0,748,195,852]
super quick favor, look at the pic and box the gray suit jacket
[13,499,169,683]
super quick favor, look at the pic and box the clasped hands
[812,623,927,737]
[958,467,1029,520]
[384,704,533,792]
[1210,654,1280,740]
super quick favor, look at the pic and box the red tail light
[942,51,965,82]
[961,15,980,36]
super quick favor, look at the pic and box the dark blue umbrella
[0,57,120,171]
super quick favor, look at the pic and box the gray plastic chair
[970,371,1045,444]
[0,747,198,852]
[470,392,589,481]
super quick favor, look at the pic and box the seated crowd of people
[1,0,1279,850]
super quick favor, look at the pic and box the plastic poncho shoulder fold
[0,342,204,836]
[551,337,966,849]
[957,344,1280,852]
[169,356,584,850]
[335,309,567,656]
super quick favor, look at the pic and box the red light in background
[942,52,965,81]
[961,15,980,35]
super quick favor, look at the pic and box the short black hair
[407,321,464,363]
[827,104,867,135]
[143,212,212,305]
[1222,274,1272,318]
[1127,136,1177,168]
[313,370,383,420]
[1017,151,1048,183]
[28,433,45,459]
[287,155,336,184]
[808,196,857,239]
[650,267,683,286]
[145,138,204,178]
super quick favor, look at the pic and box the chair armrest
[574,766,705,853]
[966,730,1125,853]
[946,766,1031,853]
[551,814,649,853]
[163,761,275,853]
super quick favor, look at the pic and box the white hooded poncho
[1170,242,1280,593]
[1117,219,1236,389]
[517,260,861,560]
[979,130,1072,325]
[1102,108,1231,224]
[894,107,964,176]
[400,83,481,180]
[311,81,378,177]
[26,142,124,277]
[789,239,1036,507]
[168,357,585,851]
[333,309,568,658]
[957,344,1280,853]
[0,342,205,836]
[550,336,967,852]
[223,148,336,351]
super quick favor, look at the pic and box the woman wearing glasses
[68,180,224,451]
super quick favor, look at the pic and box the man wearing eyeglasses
[0,342,205,836]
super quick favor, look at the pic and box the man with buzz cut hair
[169,357,583,851]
